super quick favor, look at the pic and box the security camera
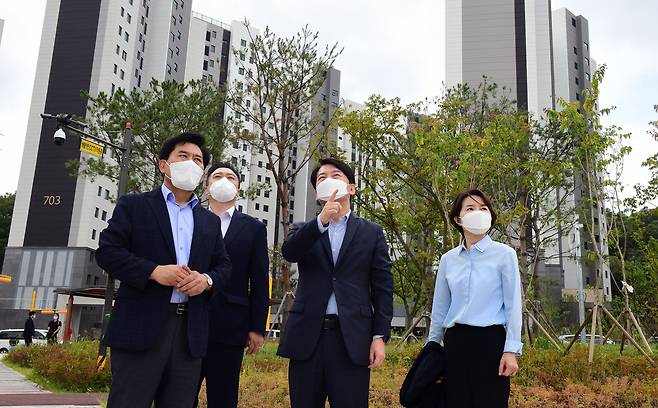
[53,128,66,146]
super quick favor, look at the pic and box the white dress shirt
[215,205,235,238]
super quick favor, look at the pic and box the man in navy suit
[96,133,231,408]
[277,158,393,408]
[197,162,270,408]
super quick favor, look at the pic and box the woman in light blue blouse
[428,189,522,408]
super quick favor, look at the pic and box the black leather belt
[322,314,339,330]
[169,303,188,315]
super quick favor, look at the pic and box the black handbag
[399,341,447,408]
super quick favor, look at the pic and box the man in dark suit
[277,158,393,408]
[96,133,231,408]
[23,311,36,346]
[198,162,270,408]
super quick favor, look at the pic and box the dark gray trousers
[288,324,370,408]
[107,310,202,408]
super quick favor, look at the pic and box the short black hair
[310,158,356,189]
[207,161,241,186]
[159,132,210,167]
[449,188,497,237]
[53,313,59,319]
[28,310,36,317]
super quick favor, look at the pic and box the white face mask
[460,210,492,235]
[316,177,349,201]
[209,177,238,203]
[166,160,204,191]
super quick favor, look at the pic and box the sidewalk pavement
[0,361,104,407]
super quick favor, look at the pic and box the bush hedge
[5,340,658,407]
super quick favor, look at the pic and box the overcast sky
[0,0,656,199]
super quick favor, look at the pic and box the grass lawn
[5,339,658,407]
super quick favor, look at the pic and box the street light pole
[41,113,132,363]
[98,123,132,361]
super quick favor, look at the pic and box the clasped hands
[150,264,208,296]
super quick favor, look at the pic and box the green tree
[226,22,341,303]
[73,79,227,193]
[0,193,15,269]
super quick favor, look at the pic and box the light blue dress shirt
[161,185,199,304]
[316,211,350,315]
[427,235,523,354]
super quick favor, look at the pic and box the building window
[111,83,116,93]
[176,46,180,55]
[92,229,97,240]
[94,276,100,286]
[127,13,132,24]
[105,189,110,199]
[119,25,123,35]
[571,17,576,27]
[171,16,176,26]
[573,46,578,55]
[241,39,247,47]
[122,50,127,60]
[206,31,211,41]
[169,48,174,58]
[289,200,294,210]
[177,30,181,40]
[212,30,217,38]
[576,92,580,101]
[94,207,99,218]
[264,191,270,198]
[203,60,209,70]
[586,72,591,81]
[120,69,125,79]
[263,219,268,226]
[238,67,245,75]
[263,205,269,212]
[144,22,147,34]
[575,77,579,85]
[167,64,172,74]
[210,45,215,53]
[255,203,260,210]
[258,161,263,168]
[170,32,175,42]
[97,186,102,196]
[204,46,209,56]
[257,175,262,182]
[174,63,178,72]
[209,60,214,67]
[584,41,589,51]
[265,176,271,183]
[241,174,245,182]
[113,64,118,74]
[241,158,247,166]
[243,144,248,151]
[135,69,139,78]
[574,61,578,70]
[115,45,120,55]
[246,100,251,107]
[121,7,125,16]
[179,15,182,24]
[585,57,590,66]
[124,32,129,42]
[101,210,107,221]
[331,89,338,97]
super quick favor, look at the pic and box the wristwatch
[203,273,213,290]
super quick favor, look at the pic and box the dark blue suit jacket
[208,210,270,346]
[277,214,393,366]
[96,189,231,358]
